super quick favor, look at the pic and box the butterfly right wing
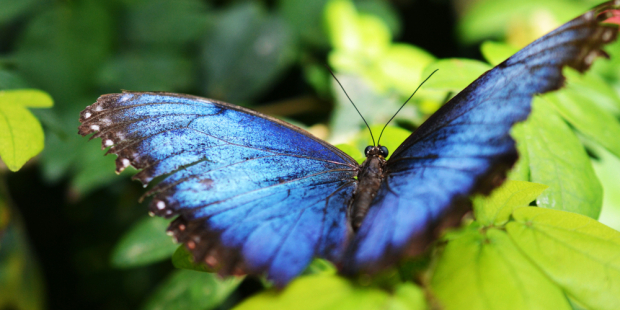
[78,92,359,287]
[344,1,620,274]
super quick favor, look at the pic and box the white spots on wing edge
[603,29,613,42]
[84,112,91,119]
[122,158,131,168]
[104,139,114,147]
[119,93,133,102]
[90,125,100,131]
[157,201,166,210]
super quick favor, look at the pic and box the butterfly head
[364,145,389,158]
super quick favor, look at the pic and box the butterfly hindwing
[78,92,358,286]
[344,1,620,273]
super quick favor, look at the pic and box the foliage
[1,0,619,309]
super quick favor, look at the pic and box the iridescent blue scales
[78,1,619,287]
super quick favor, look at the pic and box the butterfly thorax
[350,146,388,231]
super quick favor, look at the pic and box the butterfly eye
[379,146,389,157]
[364,146,373,156]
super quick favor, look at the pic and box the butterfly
[78,2,619,287]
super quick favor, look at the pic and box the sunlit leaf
[458,0,591,44]
[142,270,242,310]
[421,59,491,92]
[507,122,530,181]
[506,207,620,310]
[111,217,177,268]
[235,275,425,310]
[0,89,53,171]
[521,98,602,218]
[432,227,571,310]
[480,41,518,66]
[474,180,548,226]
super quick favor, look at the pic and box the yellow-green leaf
[480,41,519,66]
[421,59,491,92]
[521,97,602,218]
[234,275,425,310]
[0,89,53,171]
[506,207,620,310]
[432,227,571,310]
[474,180,548,226]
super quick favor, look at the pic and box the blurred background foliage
[0,0,619,309]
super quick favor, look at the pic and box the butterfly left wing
[78,92,358,286]
[344,2,620,274]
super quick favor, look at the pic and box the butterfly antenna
[377,69,438,145]
[326,67,376,146]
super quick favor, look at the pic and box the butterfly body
[78,1,619,287]
[351,146,387,230]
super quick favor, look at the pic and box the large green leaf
[142,270,242,310]
[0,89,53,171]
[506,207,620,310]
[520,98,602,218]
[432,227,571,310]
[234,275,425,310]
[473,180,548,226]
[111,217,177,268]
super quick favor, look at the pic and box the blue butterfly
[79,2,619,287]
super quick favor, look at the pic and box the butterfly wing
[344,2,620,273]
[78,92,358,286]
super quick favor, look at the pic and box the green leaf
[301,259,337,276]
[458,0,591,44]
[201,2,295,103]
[480,41,519,66]
[111,217,178,268]
[234,275,425,310]
[545,73,620,159]
[591,143,620,230]
[171,245,215,273]
[325,0,367,54]
[521,97,602,218]
[507,122,530,181]
[280,0,329,46]
[376,44,435,97]
[421,59,491,92]
[97,50,193,92]
[328,74,402,143]
[0,89,53,171]
[506,207,620,310]
[431,227,571,310]
[0,0,43,24]
[14,0,112,105]
[124,0,209,44]
[142,270,242,310]
[474,180,548,226]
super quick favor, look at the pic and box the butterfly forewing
[78,92,358,286]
